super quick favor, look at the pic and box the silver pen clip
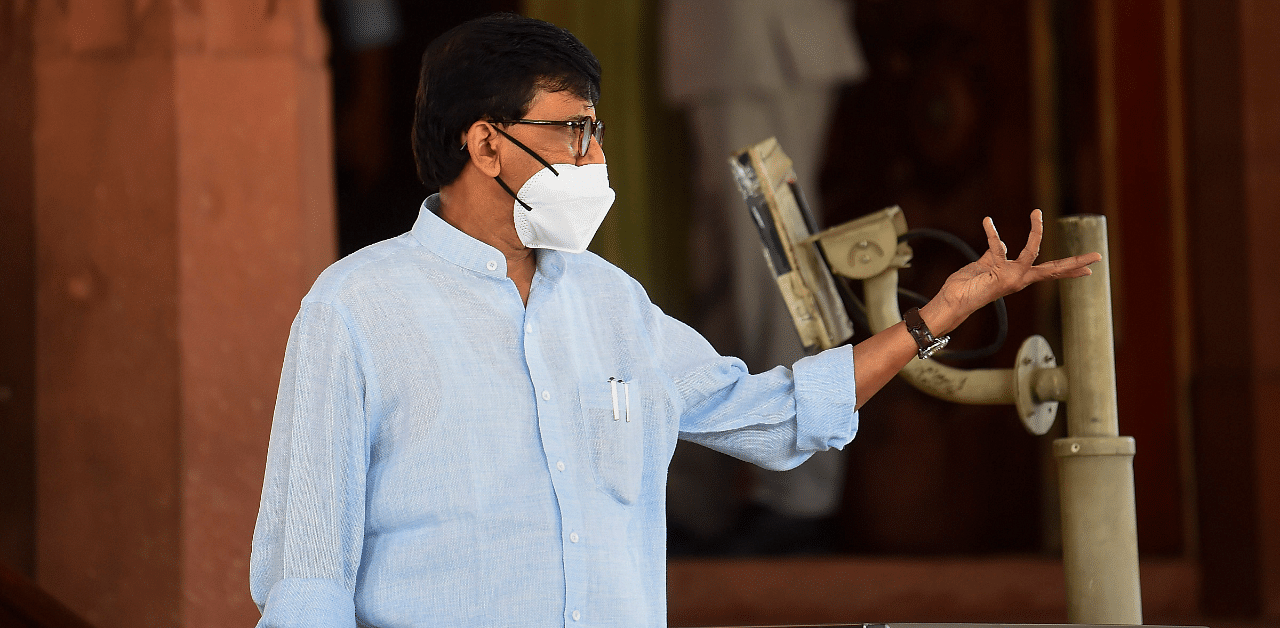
[609,377,620,421]
[623,381,631,422]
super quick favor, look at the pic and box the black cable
[897,228,1009,361]
[792,180,871,345]
[836,274,871,334]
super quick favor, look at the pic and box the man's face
[495,88,605,194]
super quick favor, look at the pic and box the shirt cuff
[257,578,356,628]
[791,343,858,452]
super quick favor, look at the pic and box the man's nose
[576,136,605,166]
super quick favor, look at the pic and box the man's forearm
[849,298,963,411]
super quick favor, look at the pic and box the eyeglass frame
[490,118,605,157]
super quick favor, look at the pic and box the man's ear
[463,121,502,178]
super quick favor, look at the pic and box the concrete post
[1056,214,1142,624]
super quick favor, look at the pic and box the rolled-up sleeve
[659,308,858,471]
[250,302,370,628]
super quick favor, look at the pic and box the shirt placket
[521,303,590,625]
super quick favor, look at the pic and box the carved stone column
[32,1,334,626]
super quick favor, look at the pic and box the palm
[936,210,1101,324]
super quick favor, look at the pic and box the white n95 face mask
[510,163,616,253]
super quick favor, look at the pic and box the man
[249,13,1099,628]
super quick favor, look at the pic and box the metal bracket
[805,205,911,279]
[1014,335,1063,435]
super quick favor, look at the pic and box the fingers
[1016,209,1044,264]
[1031,252,1102,280]
[1038,266,1093,280]
[983,217,1008,258]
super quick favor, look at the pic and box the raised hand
[925,209,1102,335]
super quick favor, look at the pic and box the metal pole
[1056,215,1142,624]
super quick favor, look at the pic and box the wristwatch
[904,307,950,360]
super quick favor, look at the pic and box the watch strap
[904,307,950,360]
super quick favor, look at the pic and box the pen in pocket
[607,377,631,422]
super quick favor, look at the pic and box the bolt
[856,240,870,249]
[1070,442,1080,453]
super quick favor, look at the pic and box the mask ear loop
[489,122,560,211]
[492,125,559,176]
[495,176,533,211]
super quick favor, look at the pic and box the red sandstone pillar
[32,2,334,627]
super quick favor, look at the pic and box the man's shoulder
[303,234,424,305]
[564,250,644,289]
[560,250,658,310]
[567,249,619,273]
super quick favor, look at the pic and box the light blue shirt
[250,195,859,627]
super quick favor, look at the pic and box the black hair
[411,13,602,191]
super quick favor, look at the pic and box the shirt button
[556,461,565,471]
[569,532,579,543]
[572,610,581,621]
[541,390,551,401]
[525,322,533,333]
[486,260,498,271]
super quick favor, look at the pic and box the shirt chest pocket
[576,379,646,505]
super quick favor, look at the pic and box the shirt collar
[409,194,511,278]
[409,194,566,282]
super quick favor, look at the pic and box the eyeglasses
[493,118,605,157]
